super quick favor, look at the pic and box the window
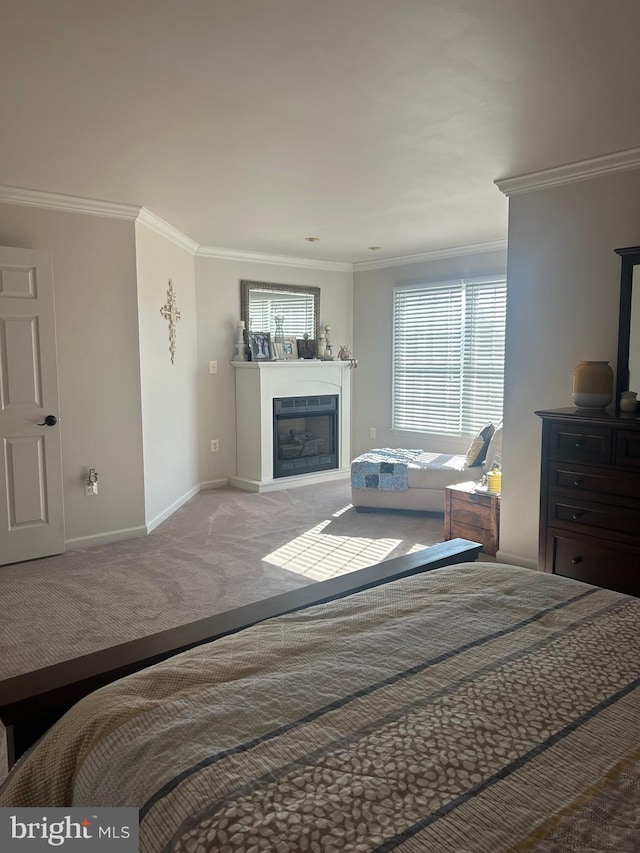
[392,276,507,436]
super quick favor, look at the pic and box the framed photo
[297,337,317,359]
[283,336,298,358]
[250,332,272,360]
[272,336,299,359]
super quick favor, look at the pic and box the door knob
[38,415,58,426]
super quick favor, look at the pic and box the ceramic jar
[571,361,613,409]
[620,390,638,412]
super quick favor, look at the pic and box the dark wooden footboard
[0,538,481,768]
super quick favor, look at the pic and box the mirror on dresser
[614,245,640,410]
[240,281,320,342]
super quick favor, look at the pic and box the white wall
[135,222,199,530]
[0,204,146,545]
[352,250,508,458]
[195,257,353,486]
[501,169,640,567]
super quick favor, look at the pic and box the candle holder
[234,321,248,361]
[324,324,333,359]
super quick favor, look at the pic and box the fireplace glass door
[273,396,338,478]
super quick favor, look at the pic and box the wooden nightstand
[444,481,500,557]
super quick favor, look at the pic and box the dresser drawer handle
[573,477,584,487]
[574,439,585,448]
[571,511,583,520]
[571,556,582,565]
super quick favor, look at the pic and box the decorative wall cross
[160,279,181,364]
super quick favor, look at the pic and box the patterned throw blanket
[2,564,640,853]
[350,447,424,490]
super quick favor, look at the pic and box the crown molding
[136,208,199,255]
[0,184,141,219]
[196,244,352,272]
[495,147,640,197]
[353,240,508,272]
[0,183,507,270]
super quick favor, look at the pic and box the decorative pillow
[464,423,495,467]
[484,425,503,472]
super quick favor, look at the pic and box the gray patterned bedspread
[1,563,639,852]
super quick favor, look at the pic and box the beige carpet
[0,479,447,680]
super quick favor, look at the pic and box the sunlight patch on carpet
[263,518,402,580]
[331,503,353,518]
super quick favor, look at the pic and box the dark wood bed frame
[0,539,481,769]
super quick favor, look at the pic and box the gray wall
[0,203,146,545]
[501,169,640,566]
[135,221,199,530]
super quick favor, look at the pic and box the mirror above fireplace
[240,280,320,341]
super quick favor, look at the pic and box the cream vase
[571,360,613,409]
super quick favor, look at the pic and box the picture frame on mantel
[282,336,298,358]
[250,332,272,360]
[297,337,317,359]
[273,336,298,359]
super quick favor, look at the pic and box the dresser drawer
[549,461,640,502]
[549,495,640,541]
[550,535,640,597]
[548,422,612,464]
[615,429,640,469]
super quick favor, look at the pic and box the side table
[444,481,500,557]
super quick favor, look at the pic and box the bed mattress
[1,563,639,852]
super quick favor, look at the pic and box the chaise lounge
[351,424,501,513]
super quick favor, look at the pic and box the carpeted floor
[0,479,447,680]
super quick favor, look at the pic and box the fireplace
[231,360,351,492]
[273,395,338,478]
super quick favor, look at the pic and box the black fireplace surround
[273,395,339,478]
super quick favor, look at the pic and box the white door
[0,247,64,564]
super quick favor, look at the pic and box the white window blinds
[392,276,507,436]
[248,292,315,338]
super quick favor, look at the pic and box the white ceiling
[2,0,640,263]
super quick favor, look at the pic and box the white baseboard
[229,469,350,493]
[66,480,230,548]
[495,550,538,570]
[146,484,201,533]
[200,478,230,490]
[66,525,147,549]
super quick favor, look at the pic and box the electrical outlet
[209,360,218,374]
[85,481,98,496]
[369,427,376,439]
[211,439,219,452]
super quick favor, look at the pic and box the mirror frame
[614,245,640,412]
[240,280,321,340]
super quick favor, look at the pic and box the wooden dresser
[536,408,640,597]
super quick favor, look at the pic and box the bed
[1,539,639,852]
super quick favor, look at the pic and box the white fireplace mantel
[230,360,353,492]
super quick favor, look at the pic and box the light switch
[209,360,218,374]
